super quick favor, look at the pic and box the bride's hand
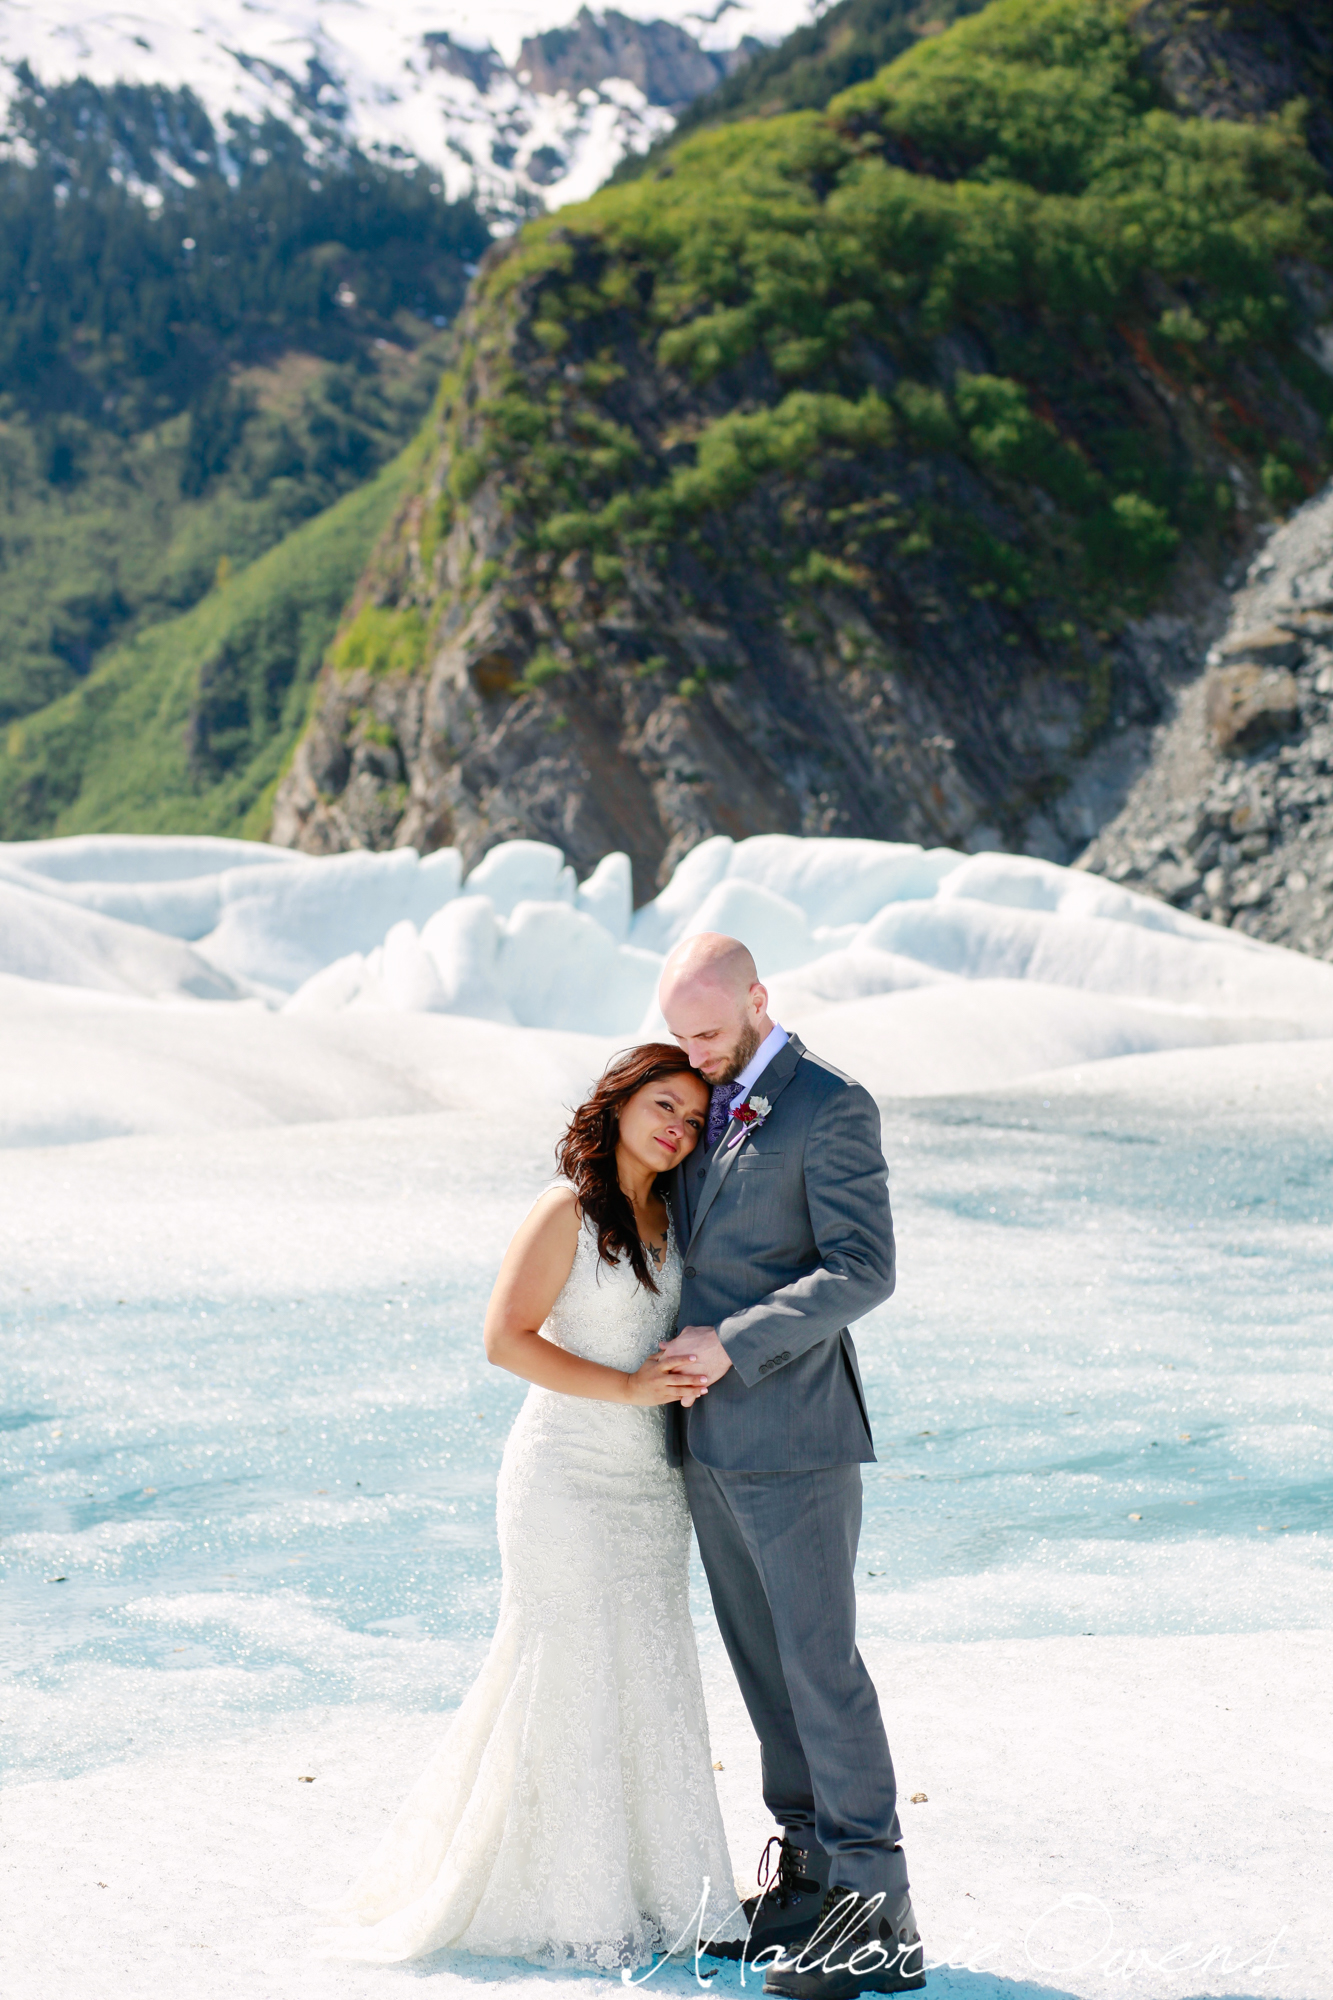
[622,1351,709,1406]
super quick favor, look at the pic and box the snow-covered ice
[4,830,1333,1127]
[1,831,1330,1997]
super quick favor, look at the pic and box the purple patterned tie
[706,1081,743,1149]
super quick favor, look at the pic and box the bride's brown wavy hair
[556,1042,704,1292]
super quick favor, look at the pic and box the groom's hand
[659,1326,731,1392]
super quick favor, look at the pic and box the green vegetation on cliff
[617,0,985,170]
[461,0,1329,627]
[262,0,1333,875]
[0,72,486,736]
[0,442,418,840]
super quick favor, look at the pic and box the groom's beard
[710,1020,762,1087]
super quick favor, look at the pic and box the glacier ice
[0,875,245,1001]
[2,830,1331,1116]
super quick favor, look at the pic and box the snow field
[1,833,1330,1996]
[3,1632,1326,2000]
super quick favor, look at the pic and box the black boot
[761,1884,925,1997]
[704,1834,831,1960]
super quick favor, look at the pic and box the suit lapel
[684,1035,805,1251]
[668,1159,691,1238]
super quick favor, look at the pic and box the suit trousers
[683,1446,908,1903]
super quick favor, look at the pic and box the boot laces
[756,1835,819,1907]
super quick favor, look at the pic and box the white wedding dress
[317,1203,740,1969]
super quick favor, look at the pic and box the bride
[318,1042,741,1970]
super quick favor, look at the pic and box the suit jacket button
[684,1265,696,1279]
[697,1167,707,1180]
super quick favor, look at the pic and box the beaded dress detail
[318,1203,739,1969]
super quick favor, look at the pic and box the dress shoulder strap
[536,1178,591,1235]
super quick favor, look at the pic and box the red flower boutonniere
[725,1093,771,1149]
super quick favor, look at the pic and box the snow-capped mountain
[0,1,817,216]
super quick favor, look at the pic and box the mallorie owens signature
[621,1883,1289,1990]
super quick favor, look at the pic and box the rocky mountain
[0,1,956,846]
[1077,489,1333,963]
[0,1,804,218]
[514,10,761,107]
[270,0,1333,910]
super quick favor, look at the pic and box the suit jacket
[666,1033,895,1473]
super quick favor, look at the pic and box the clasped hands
[622,1326,731,1409]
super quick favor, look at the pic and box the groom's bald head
[659,931,773,1084]
[666,931,759,998]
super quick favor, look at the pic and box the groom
[656,932,924,1998]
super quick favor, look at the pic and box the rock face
[266,245,1233,900]
[1077,487,1333,963]
[1216,625,1305,672]
[422,35,509,95]
[269,0,1333,905]
[516,10,757,108]
[1205,662,1302,755]
[1132,0,1333,183]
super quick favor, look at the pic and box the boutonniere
[727,1093,771,1147]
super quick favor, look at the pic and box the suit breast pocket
[734,1151,784,1172]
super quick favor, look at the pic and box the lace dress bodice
[510,1204,683,1474]
[544,1203,682,1364]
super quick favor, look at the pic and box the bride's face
[617,1073,709,1178]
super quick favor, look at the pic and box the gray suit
[669,1034,908,1903]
